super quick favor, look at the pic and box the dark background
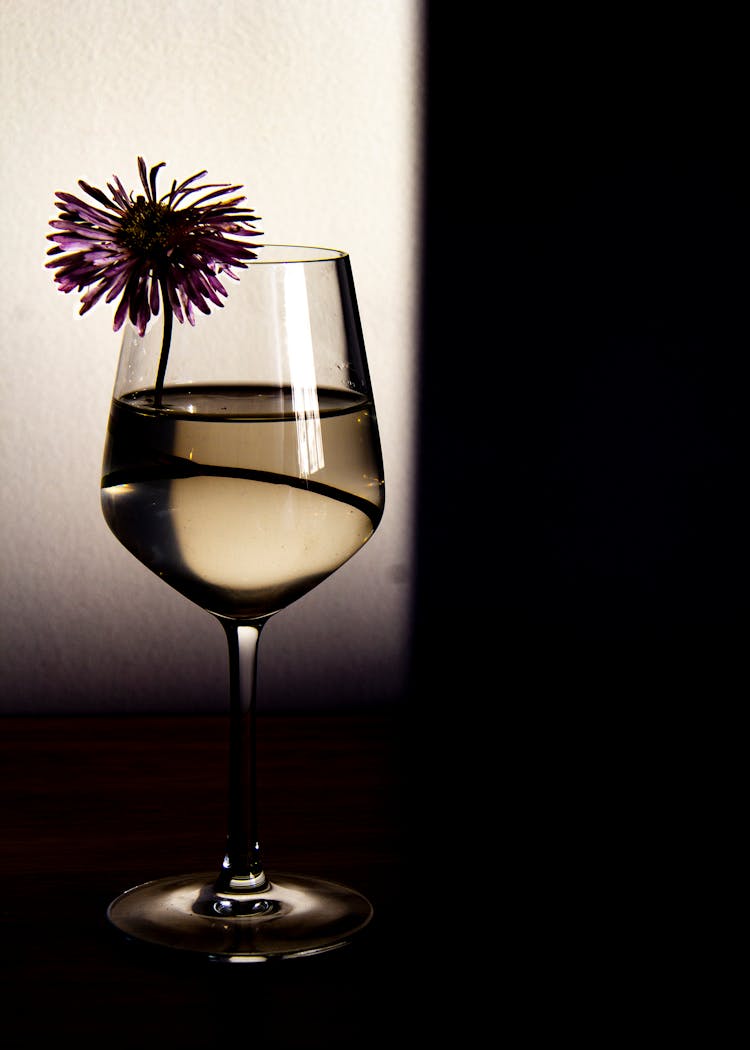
[415,7,745,689]
[409,4,745,1019]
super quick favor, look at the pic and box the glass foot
[107,872,373,961]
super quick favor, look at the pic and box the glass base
[107,871,373,961]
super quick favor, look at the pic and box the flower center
[118,196,180,260]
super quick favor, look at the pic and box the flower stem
[154,278,173,409]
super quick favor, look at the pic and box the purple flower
[46,157,262,336]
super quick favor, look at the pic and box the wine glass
[100,245,385,960]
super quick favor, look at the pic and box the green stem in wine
[153,278,173,409]
[215,620,268,895]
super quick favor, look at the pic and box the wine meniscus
[101,385,384,621]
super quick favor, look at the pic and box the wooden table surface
[1,712,418,1049]
[1,698,710,1042]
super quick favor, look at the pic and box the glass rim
[248,244,348,264]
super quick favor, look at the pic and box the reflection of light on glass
[283,265,324,477]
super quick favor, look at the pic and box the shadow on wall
[411,8,745,703]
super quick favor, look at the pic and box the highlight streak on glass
[283,264,324,477]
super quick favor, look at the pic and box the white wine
[101,386,384,620]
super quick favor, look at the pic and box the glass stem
[215,620,268,894]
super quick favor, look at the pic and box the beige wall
[0,0,423,712]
